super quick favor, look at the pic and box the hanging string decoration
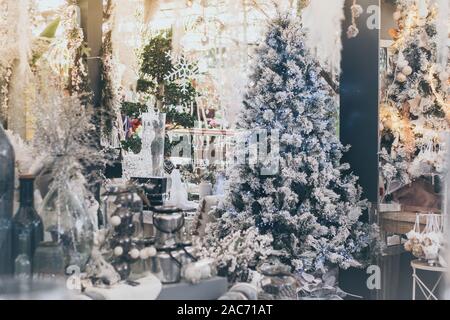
[347,0,363,39]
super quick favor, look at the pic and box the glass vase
[40,180,94,270]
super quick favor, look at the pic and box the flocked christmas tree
[379,0,449,193]
[201,14,374,282]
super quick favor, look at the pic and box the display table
[411,260,446,300]
[82,275,228,300]
[83,274,162,300]
[157,277,228,300]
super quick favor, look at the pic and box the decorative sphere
[396,73,407,83]
[139,249,150,260]
[129,248,140,259]
[201,35,209,45]
[114,246,124,256]
[393,11,401,21]
[397,59,408,69]
[146,247,157,257]
[110,215,122,227]
[402,65,413,76]
[439,72,448,82]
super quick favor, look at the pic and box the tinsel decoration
[32,94,108,185]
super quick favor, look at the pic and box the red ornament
[131,119,141,132]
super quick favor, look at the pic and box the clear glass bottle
[14,233,31,279]
[12,175,44,268]
[0,123,15,275]
[40,179,94,269]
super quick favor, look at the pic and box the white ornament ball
[439,72,448,82]
[146,247,157,258]
[393,11,401,21]
[184,264,202,284]
[110,215,121,227]
[396,73,407,83]
[398,60,408,69]
[129,248,140,259]
[139,249,150,260]
[402,66,413,76]
[114,246,124,256]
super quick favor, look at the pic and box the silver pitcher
[154,249,183,284]
[180,246,197,265]
[152,206,184,248]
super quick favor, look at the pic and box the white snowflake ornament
[164,51,199,94]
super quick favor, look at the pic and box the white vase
[199,181,212,199]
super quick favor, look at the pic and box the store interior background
[3,0,447,300]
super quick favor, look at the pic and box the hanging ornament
[402,65,413,76]
[114,246,124,256]
[347,0,363,39]
[347,25,359,38]
[164,52,199,94]
[393,10,402,21]
[397,73,407,83]
[201,34,209,46]
[129,248,140,260]
[110,215,122,227]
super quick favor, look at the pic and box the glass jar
[40,180,94,270]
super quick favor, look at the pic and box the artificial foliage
[136,30,198,125]
[201,14,374,282]
[380,0,449,194]
[33,94,107,184]
[120,101,146,153]
[121,30,199,155]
